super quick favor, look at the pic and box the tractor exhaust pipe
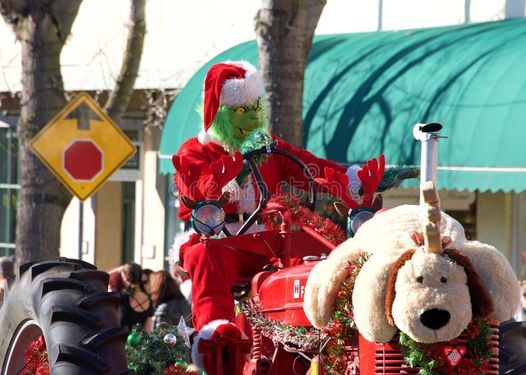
[413,123,445,204]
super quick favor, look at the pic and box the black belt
[225,213,264,224]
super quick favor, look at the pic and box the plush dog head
[304,182,520,344]
[384,246,493,343]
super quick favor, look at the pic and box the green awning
[160,19,526,192]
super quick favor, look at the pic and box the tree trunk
[1,0,82,266]
[105,0,146,122]
[255,0,326,147]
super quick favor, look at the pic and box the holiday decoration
[21,335,49,375]
[177,315,194,349]
[263,194,346,246]
[126,325,190,374]
[164,333,177,346]
[242,297,326,352]
[399,320,493,375]
[305,180,515,374]
[127,330,142,347]
[323,254,369,375]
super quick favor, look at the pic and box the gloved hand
[172,154,199,179]
[357,154,385,207]
[210,151,244,189]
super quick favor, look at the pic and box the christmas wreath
[399,320,492,375]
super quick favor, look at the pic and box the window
[0,121,19,256]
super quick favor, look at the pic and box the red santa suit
[174,134,346,331]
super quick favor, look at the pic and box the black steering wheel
[223,144,317,236]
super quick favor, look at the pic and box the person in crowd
[113,262,154,330]
[142,268,153,286]
[0,256,14,304]
[108,261,143,293]
[146,270,192,331]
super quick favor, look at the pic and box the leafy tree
[0,0,146,265]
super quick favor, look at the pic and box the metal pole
[413,123,444,204]
[78,201,83,260]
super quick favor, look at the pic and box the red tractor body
[255,259,320,327]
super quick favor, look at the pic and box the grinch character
[171,61,358,368]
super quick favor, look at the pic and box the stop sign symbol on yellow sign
[31,92,136,201]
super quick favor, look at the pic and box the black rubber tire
[0,257,130,374]
[499,320,526,375]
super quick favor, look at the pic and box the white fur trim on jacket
[238,175,257,214]
[346,164,362,202]
[191,319,230,369]
[220,61,265,107]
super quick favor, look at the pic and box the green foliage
[126,325,190,374]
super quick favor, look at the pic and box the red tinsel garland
[21,335,49,375]
[263,194,346,245]
[324,254,369,374]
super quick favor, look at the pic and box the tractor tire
[499,320,526,375]
[0,257,130,374]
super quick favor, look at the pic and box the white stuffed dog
[304,182,520,344]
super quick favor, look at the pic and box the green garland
[126,325,191,374]
[399,320,493,375]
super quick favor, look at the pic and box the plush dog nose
[420,308,451,330]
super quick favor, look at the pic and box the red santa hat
[198,61,265,144]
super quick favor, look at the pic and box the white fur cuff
[346,164,362,202]
[191,319,230,369]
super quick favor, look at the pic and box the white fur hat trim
[220,61,265,107]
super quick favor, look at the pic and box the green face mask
[208,100,267,151]
[230,100,263,137]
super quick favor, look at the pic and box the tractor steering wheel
[224,145,317,236]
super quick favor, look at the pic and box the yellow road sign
[31,92,136,201]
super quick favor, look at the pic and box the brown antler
[421,181,442,254]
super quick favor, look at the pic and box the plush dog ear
[352,251,401,343]
[444,248,494,319]
[385,249,416,325]
[459,241,521,322]
[304,239,364,328]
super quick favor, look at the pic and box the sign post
[31,92,136,201]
